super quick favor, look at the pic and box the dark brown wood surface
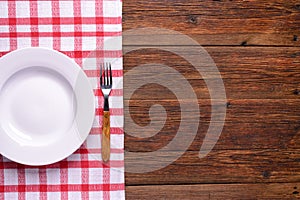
[123,0,300,199]
[126,183,300,200]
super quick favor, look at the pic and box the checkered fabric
[0,0,124,199]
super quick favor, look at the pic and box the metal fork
[100,63,112,162]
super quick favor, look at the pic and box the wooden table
[123,0,300,199]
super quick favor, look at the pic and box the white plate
[0,47,95,166]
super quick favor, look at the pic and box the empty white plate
[0,47,95,165]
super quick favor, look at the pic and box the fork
[100,63,112,162]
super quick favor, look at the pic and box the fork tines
[100,63,112,87]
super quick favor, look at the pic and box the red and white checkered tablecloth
[0,0,124,199]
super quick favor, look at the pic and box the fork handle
[102,111,110,162]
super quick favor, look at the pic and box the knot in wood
[188,15,197,24]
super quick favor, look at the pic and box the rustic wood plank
[125,121,300,152]
[123,0,300,46]
[125,149,300,185]
[126,99,300,124]
[124,47,300,99]
[126,183,300,200]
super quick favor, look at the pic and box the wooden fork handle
[102,111,110,162]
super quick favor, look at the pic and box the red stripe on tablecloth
[72,1,89,199]
[0,0,119,1]
[73,0,83,66]
[78,49,122,60]
[0,32,121,37]
[1,183,124,192]
[95,0,104,104]
[65,50,123,60]
[39,169,48,200]
[96,108,123,116]
[75,147,124,154]
[18,168,26,200]
[78,148,124,154]
[60,162,68,200]
[0,156,4,199]
[8,1,17,49]
[0,50,123,59]
[30,0,39,47]
[81,152,90,200]
[103,167,110,199]
[84,69,123,78]
[0,160,124,170]
[68,160,124,169]
[52,1,61,50]
[90,127,123,135]
[0,17,122,25]
[81,149,90,200]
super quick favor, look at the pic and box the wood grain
[125,149,300,185]
[126,99,300,124]
[124,47,300,99]
[123,0,300,198]
[126,183,300,200]
[123,0,300,46]
[125,122,300,151]
[101,111,110,162]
